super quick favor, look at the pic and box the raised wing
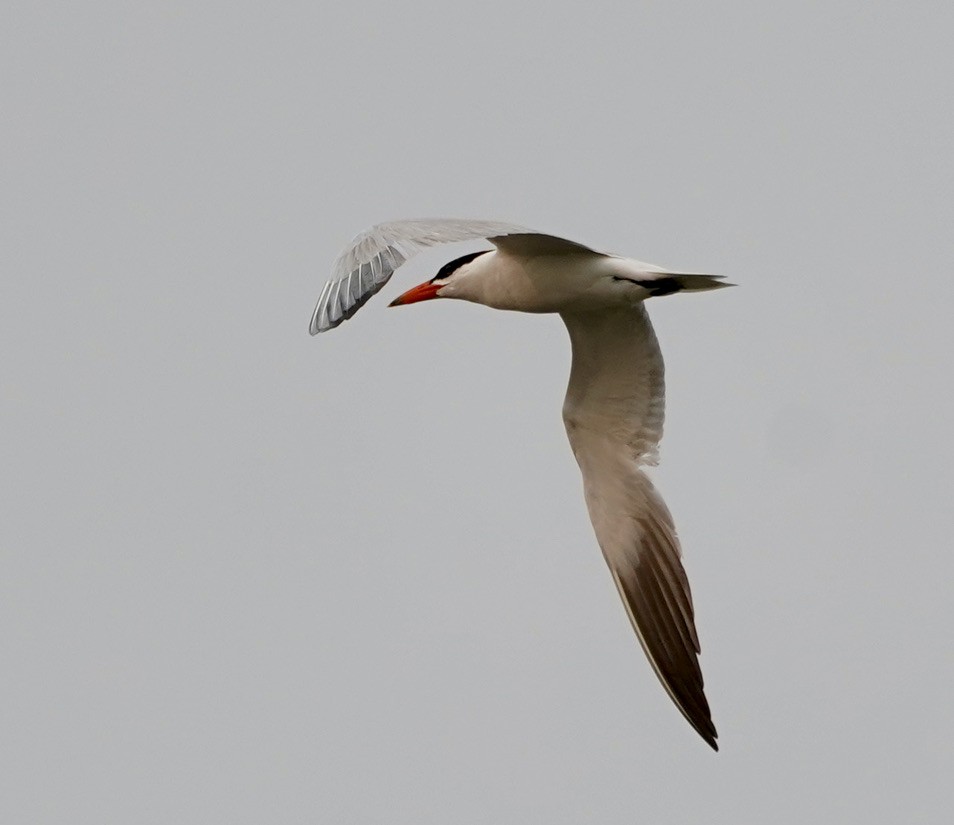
[561,307,718,750]
[310,218,532,334]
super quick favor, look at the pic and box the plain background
[3,2,953,822]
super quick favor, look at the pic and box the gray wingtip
[309,281,335,334]
[309,309,336,335]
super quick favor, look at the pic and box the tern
[310,219,730,750]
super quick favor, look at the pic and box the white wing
[311,218,532,334]
[561,307,718,750]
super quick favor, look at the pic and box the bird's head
[388,250,489,307]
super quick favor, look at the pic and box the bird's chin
[388,281,443,306]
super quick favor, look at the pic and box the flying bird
[310,219,729,750]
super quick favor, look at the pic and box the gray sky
[3,2,953,822]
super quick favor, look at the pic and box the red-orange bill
[388,281,443,307]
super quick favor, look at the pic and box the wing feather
[561,307,717,750]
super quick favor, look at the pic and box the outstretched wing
[561,306,718,750]
[311,218,532,334]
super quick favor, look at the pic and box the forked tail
[635,273,733,297]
